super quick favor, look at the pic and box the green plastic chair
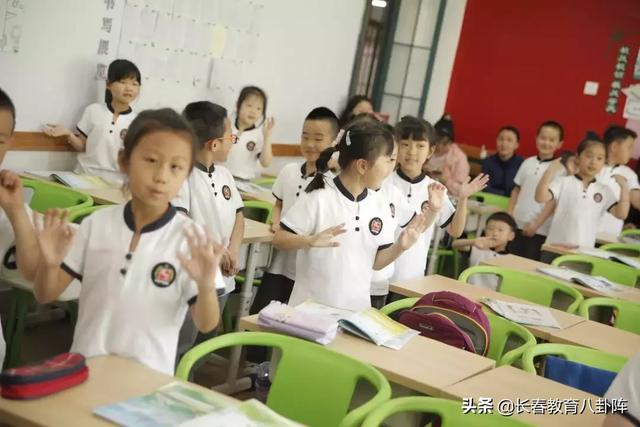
[176,332,391,427]
[521,343,628,375]
[552,254,640,287]
[381,298,536,366]
[68,205,108,223]
[469,191,509,210]
[362,396,533,427]
[253,177,276,189]
[620,229,640,237]
[242,199,273,224]
[578,297,640,334]
[22,178,93,215]
[600,242,640,258]
[458,266,584,313]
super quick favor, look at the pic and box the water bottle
[255,361,271,403]
[479,145,487,160]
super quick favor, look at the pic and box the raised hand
[458,173,489,199]
[308,224,346,247]
[43,124,71,138]
[549,157,565,174]
[613,174,629,190]
[177,225,225,291]
[425,182,447,213]
[220,249,240,277]
[262,117,275,140]
[398,213,429,250]
[0,170,25,213]
[522,222,538,237]
[36,209,75,268]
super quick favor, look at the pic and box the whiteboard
[0,0,365,143]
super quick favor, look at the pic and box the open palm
[458,174,489,199]
[399,213,429,249]
[178,226,225,289]
[37,209,75,267]
[309,224,346,248]
[0,170,24,212]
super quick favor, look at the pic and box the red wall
[445,0,640,157]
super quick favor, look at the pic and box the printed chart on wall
[0,0,24,53]
[94,0,264,104]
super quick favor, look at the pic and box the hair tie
[345,130,352,146]
[332,129,345,147]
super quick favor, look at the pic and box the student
[598,125,640,236]
[222,86,274,180]
[425,114,470,196]
[482,126,524,196]
[452,212,517,290]
[26,109,223,375]
[386,116,488,283]
[535,132,629,248]
[44,59,141,185]
[338,95,374,127]
[250,107,339,315]
[604,352,640,427]
[173,101,244,353]
[508,120,565,260]
[0,88,41,369]
[273,120,445,311]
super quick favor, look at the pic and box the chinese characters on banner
[606,46,630,114]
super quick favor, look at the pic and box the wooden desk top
[542,234,620,256]
[482,254,640,303]
[239,315,495,396]
[441,366,605,427]
[242,218,274,244]
[240,190,276,204]
[467,200,502,216]
[0,355,236,427]
[389,274,585,340]
[550,320,640,358]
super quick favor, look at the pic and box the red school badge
[369,217,383,236]
[120,128,128,141]
[222,185,232,200]
[151,262,176,288]
[593,192,603,203]
[246,141,256,151]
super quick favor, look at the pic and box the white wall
[423,0,467,123]
[3,0,365,170]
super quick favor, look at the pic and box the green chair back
[469,191,509,210]
[176,332,391,427]
[253,177,276,189]
[458,266,584,313]
[578,297,640,334]
[362,396,533,427]
[600,242,640,258]
[243,199,273,224]
[22,178,93,214]
[380,298,536,366]
[67,205,108,224]
[621,229,640,237]
[552,254,640,287]
[521,343,628,375]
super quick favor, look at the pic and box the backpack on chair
[398,291,490,355]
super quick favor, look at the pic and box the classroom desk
[549,320,640,358]
[542,233,620,257]
[0,355,237,427]
[240,190,276,204]
[389,274,585,340]
[20,172,129,205]
[440,365,606,427]
[239,314,495,397]
[482,254,640,303]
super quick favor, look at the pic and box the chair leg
[452,250,460,279]
[6,289,30,368]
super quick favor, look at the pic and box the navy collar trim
[234,118,256,132]
[106,102,133,115]
[396,168,426,184]
[124,202,176,233]
[574,174,596,184]
[195,162,215,173]
[333,176,367,202]
[536,156,555,163]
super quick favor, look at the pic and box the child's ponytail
[306,146,338,192]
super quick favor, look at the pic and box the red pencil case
[0,352,89,399]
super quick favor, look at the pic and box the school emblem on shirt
[421,200,430,212]
[151,262,176,288]
[120,128,128,141]
[222,185,232,200]
[369,217,383,236]
[246,141,256,151]
[389,203,396,218]
[593,192,603,203]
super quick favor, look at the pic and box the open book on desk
[25,171,117,190]
[537,266,628,295]
[482,298,560,328]
[578,247,640,269]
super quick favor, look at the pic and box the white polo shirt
[387,170,456,282]
[267,162,331,280]
[75,103,135,185]
[370,178,418,296]
[221,122,264,180]
[605,352,640,424]
[281,176,395,311]
[62,203,219,375]
[597,164,640,235]
[467,247,506,291]
[546,175,619,248]
[513,156,564,235]
[173,163,243,294]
